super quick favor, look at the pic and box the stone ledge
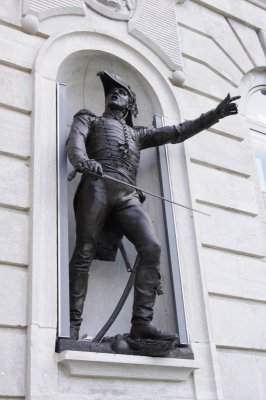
[58,350,199,382]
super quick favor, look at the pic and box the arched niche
[57,51,179,338]
[31,30,188,343]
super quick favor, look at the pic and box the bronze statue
[66,70,240,342]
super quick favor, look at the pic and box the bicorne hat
[97,70,138,127]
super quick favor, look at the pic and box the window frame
[246,85,266,203]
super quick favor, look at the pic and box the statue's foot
[130,323,179,341]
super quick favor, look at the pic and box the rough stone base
[56,334,194,359]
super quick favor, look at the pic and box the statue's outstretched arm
[139,94,240,149]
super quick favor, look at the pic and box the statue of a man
[66,70,240,341]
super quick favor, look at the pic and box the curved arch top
[34,29,180,121]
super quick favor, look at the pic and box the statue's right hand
[76,159,103,175]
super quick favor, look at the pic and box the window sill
[58,351,199,382]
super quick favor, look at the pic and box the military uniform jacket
[66,109,219,260]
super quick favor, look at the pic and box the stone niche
[57,51,178,340]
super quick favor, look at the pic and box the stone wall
[0,3,45,398]
[176,1,266,399]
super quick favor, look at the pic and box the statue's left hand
[215,93,241,119]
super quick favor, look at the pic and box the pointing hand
[215,93,241,119]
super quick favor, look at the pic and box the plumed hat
[97,70,138,127]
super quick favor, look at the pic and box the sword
[92,249,139,343]
[68,168,210,217]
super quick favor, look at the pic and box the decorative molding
[22,14,40,35]
[22,0,86,29]
[85,0,136,20]
[128,0,184,72]
[171,70,186,86]
[58,351,199,381]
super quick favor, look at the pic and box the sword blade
[68,169,210,216]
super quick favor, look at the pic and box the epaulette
[73,109,97,119]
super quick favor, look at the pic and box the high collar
[102,109,128,121]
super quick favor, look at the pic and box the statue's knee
[70,242,95,271]
[140,240,161,265]
[79,242,95,260]
[81,241,94,252]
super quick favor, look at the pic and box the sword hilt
[68,168,78,181]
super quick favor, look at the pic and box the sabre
[92,249,139,343]
[68,168,210,216]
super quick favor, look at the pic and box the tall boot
[69,269,89,340]
[130,266,178,341]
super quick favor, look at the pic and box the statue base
[56,334,194,359]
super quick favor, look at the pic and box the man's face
[105,87,131,111]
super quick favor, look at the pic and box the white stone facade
[0,0,266,399]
